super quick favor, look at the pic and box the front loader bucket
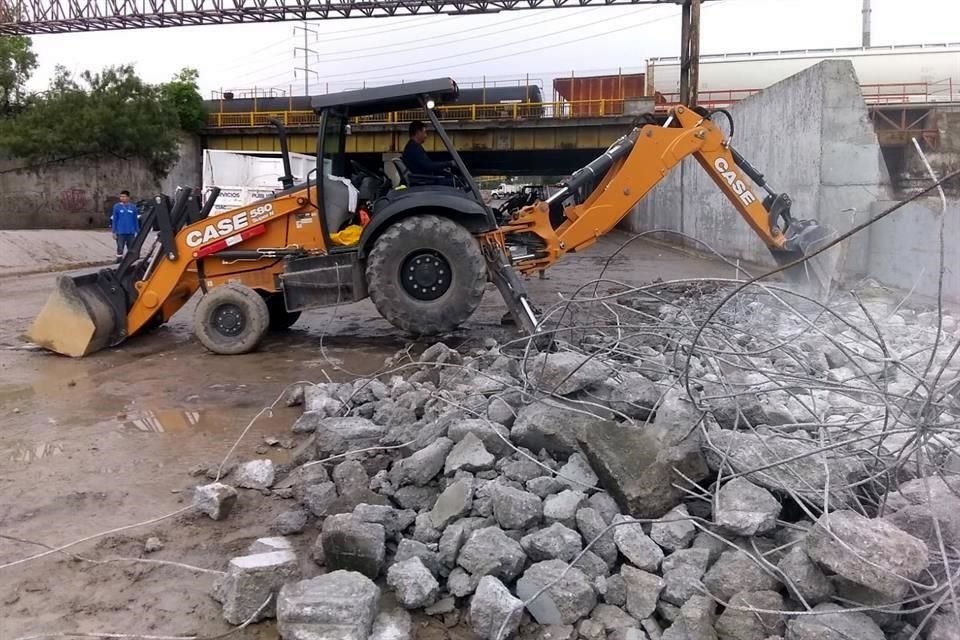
[27,272,120,357]
[772,219,839,301]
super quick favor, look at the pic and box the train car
[648,43,960,102]
[553,72,646,117]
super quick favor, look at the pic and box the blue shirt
[111,202,139,236]
[402,140,450,175]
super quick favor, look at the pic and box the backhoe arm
[502,106,802,275]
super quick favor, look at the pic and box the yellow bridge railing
[205,99,644,128]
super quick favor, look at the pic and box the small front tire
[193,283,270,355]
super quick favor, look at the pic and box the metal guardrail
[205,80,960,129]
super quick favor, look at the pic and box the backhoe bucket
[774,219,839,300]
[27,272,120,357]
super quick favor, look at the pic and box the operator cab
[310,78,490,246]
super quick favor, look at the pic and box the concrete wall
[863,196,960,302]
[0,135,202,230]
[624,60,891,272]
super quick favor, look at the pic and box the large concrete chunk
[387,557,440,609]
[445,432,495,475]
[320,514,386,579]
[784,603,885,640]
[590,372,659,421]
[621,565,665,620]
[524,351,613,395]
[516,560,598,625]
[219,550,299,625]
[314,416,388,456]
[805,509,929,599]
[193,482,238,520]
[277,571,380,640]
[393,539,442,578]
[557,453,599,491]
[576,508,618,567]
[660,594,717,640]
[714,478,781,537]
[449,418,514,456]
[661,548,711,606]
[705,431,864,507]
[714,591,785,640]
[513,398,612,457]
[390,437,454,487]
[777,547,834,606]
[235,459,276,490]
[650,504,696,552]
[469,576,524,640]
[369,607,413,640]
[429,478,474,529]
[521,523,583,563]
[353,503,416,540]
[702,550,780,603]
[457,526,528,581]
[492,484,543,530]
[612,515,664,572]
[544,490,588,529]
[579,421,708,519]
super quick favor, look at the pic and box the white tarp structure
[202,149,316,216]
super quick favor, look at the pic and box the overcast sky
[24,0,960,98]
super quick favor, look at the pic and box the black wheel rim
[211,303,245,337]
[400,250,452,301]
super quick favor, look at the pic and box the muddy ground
[0,233,738,640]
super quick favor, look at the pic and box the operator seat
[322,174,357,233]
[391,157,453,188]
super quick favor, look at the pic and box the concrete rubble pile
[192,281,960,640]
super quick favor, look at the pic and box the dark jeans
[115,233,134,256]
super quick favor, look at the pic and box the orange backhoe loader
[27,78,832,357]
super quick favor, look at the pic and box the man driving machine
[402,120,457,184]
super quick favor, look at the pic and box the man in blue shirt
[402,121,456,184]
[111,190,139,262]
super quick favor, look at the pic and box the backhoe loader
[28,77,832,358]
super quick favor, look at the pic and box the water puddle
[119,409,204,433]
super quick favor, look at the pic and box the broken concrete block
[703,549,781,603]
[661,547,711,606]
[588,492,622,524]
[804,509,928,599]
[438,522,466,568]
[512,398,610,457]
[144,537,163,554]
[392,484,439,511]
[449,418,513,456]
[390,437,454,487]
[413,512,442,544]
[776,547,834,606]
[277,571,380,640]
[369,606,413,640]
[219,550,299,624]
[193,482,238,520]
[603,574,627,607]
[320,514,386,579]
[521,523,583,563]
[445,432,495,475]
[590,604,638,633]
[387,557,440,609]
[607,629,650,640]
[714,591,785,640]
[449,567,481,597]
[524,351,612,395]
[302,481,339,517]
[457,526,528,581]
[543,489,588,529]
[691,531,727,566]
[612,515,664,572]
[557,453,599,491]
[576,507,617,567]
[248,536,293,556]
[714,478,781,537]
[468,575,524,640]
[528,476,567,498]
[487,397,517,428]
[503,457,548,483]
[784,603,884,640]
[393,539,442,578]
[660,595,716,640]
[429,477,473,529]
[621,565,665,620]
[492,484,543,530]
[333,459,388,511]
[353,503,416,539]
[579,421,708,519]
[650,504,696,552]
[313,417,387,456]
[516,559,597,625]
[272,509,308,535]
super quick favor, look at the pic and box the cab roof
[310,78,459,117]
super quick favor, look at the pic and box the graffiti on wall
[57,187,90,213]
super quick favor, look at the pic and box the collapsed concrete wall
[624,60,891,270]
[0,135,202,230]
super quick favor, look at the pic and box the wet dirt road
[0,233,735,639]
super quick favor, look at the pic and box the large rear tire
[366,215,486,336]
[193,283,270,355]
[266,294,301,331]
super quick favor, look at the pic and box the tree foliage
[0,36,38,115]
[0,65,205,175]
[161,67,206,133]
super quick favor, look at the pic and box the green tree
[161,67,205,133]
[0,65,182,174]
[0,36,37,115]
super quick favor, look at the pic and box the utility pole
[294,21,319,96]
[679,0,701,107]
[862,0,872,48]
